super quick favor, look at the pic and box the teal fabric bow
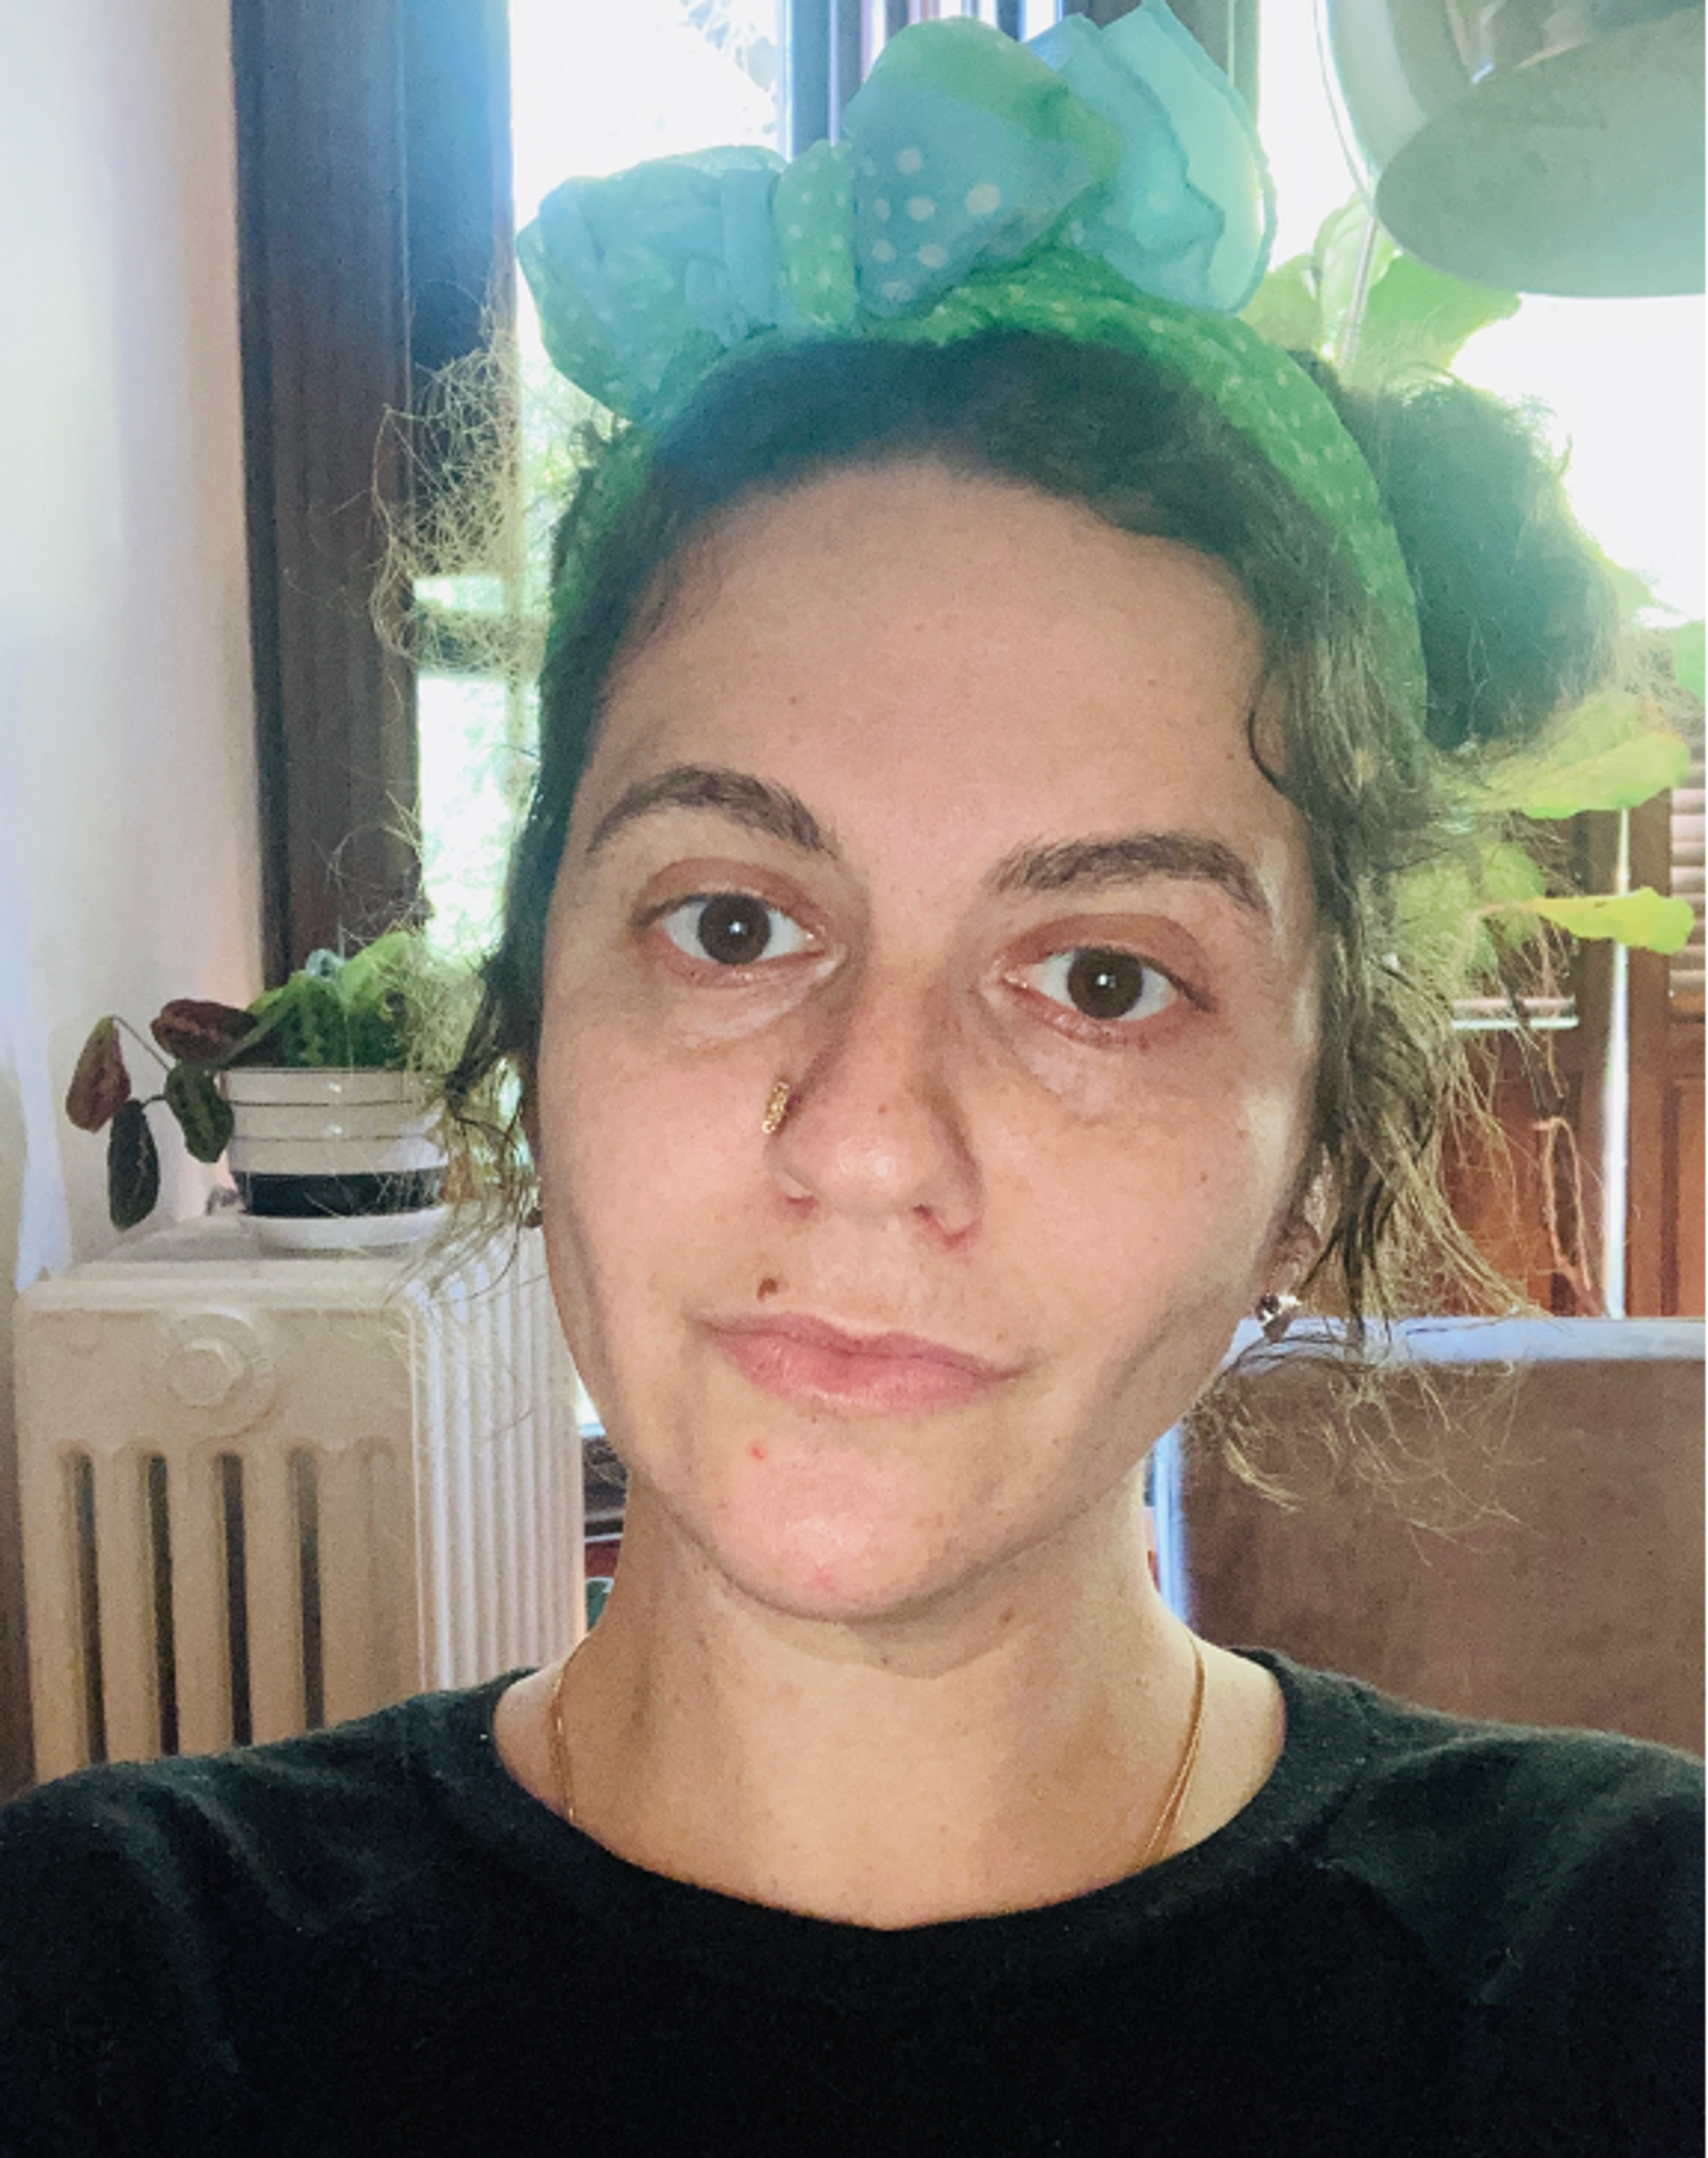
[518,5,1425,725]
[842,9,1272,321]
[520,7,1273,418]
[520,143,795,420]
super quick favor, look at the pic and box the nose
[766,971,982,1242]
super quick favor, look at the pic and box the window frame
[231,0,514,981]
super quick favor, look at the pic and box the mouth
[706,1312,1017,1418]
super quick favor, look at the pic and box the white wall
[0,0,259,1786]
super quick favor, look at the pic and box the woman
[2,15,1699,2155]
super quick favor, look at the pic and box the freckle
[757,1276,780,1300]
[750,1442,767,1461]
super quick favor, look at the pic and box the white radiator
[13,1215,585,1780]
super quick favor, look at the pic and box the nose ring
[761,1077,793,1137]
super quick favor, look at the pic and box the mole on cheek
[757,1277,780,1301]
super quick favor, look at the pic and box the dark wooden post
[231,0,512,980]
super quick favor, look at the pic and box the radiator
[14,1214,585,1780]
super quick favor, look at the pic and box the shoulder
[0,1675,521,1965]
[1278,1659,1704,2010]
[0,1679,526,2146]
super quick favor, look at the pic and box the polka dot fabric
[871,253,1426,721]
[774,142,859,332]
[845,89,1108,317]
[517,11,1424,721]
[839,21,1118,319]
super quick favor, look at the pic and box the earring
[1255,1291,1298,1344]
[761,1077,793,1137]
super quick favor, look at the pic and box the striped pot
[220,1070,447,1246]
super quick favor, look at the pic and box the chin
[672,1433,999,1626]
[728,1523,963,1625]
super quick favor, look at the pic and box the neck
[542,1477,1223,1928]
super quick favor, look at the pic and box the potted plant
[66,930,475,1248]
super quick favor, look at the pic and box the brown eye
[1070,951,1145,1018]
[1027,947,1175,1025]
[659,893,811,967]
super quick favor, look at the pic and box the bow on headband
[521,6,1271,417]
[518,4,1426,724]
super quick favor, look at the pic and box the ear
[1265,1169,1329,1298]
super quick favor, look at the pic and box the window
[414,0,786,959]
[411,0,1098,956]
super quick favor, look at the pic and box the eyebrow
[987,833,1269,918]
[585,765,829,858]
[583,760,1268,920]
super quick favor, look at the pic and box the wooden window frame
[231,0,513,981]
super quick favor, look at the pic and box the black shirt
[0,1650,1699,2155]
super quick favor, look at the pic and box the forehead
[580,462,1295,891]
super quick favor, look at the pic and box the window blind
[1670,745,1705,1010]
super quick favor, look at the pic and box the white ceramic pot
[220,1069,448,1247]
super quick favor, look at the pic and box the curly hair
[447,329,1617,1348]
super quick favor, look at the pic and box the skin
[495,461,1321,1927]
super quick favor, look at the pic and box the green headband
[519,5,1427,722]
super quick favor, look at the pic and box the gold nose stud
[761,1077,793,1136]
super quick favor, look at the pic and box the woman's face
[535,461,1319,1623]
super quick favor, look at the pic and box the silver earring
[1255,1291,1298,1344]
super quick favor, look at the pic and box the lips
[708,1312,1015,1417]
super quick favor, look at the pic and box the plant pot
[221,1069,448,1251]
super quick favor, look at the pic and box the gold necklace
[548,1628,1208,1867]
[548,1639,587,1827]
[1135,1630,1207,1868]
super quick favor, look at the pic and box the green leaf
[249,973,354,1067]
[1394,860,1480,962]
[1670,620,1705,702]
[1481,842,1545,904]
[1481,691,1691,817]
[334,931,425,1067]
[1511,732,1690,819]
[1239,254,1322,352]
[1344,253,1520,391]
[1521,888,1695,955]
[1472,844,1552,960]
[163,1063,234,1163]
[1535,689,1655,767]
[107,1100,160,1230]
[334,930,414,1004]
